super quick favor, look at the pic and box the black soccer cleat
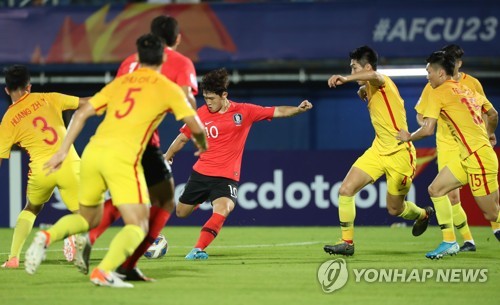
[324,240,354,256]
[412,206,434,237]
[494,230,500,242]
[459,241,476,252]
[115,266,156,282]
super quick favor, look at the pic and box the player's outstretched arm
[165,116,207,163]
[77,97,91,108]
[357,85,368,102]
[273,100,313,118]
[164,133,190,165]
[329,71,385,88]
[44,102,96,174]
[416,113,425,127]
[486,107,498,146]
[327,75,348,88]
[183,115,208,156]
[397,117,437,143]
[180,86,197,110]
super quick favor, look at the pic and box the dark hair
[150,15,179,47]
[441,44,464,60]
[201,68,229,96]
[4,65,30,92]
[349,45,378,70]
[426,51,455,76]
[136,34,164,66]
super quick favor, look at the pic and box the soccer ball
[143,233,168,259]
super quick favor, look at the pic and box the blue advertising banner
[0,149,443,228]
[0,0,498,64]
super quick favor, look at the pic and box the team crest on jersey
[233,113,243,125]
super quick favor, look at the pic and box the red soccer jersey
[180,101,275,181]
[116,47,198,147]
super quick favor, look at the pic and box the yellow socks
[452,203,473,241]
[399,201,425,220]
[97,224,145,272]
[491,221,500,232]
[431,195,456,242]
[46,214,89,245]
[339,195,355,242]
[9,210,36,259]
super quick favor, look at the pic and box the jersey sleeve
[415,83,432,114]
[175,60,198,95]
[89,82,114,115]
[422,90,442,119]
[243,103,275,122]
[46,92,79,111]
[180,107,204,138]
[116,54,138,77]
[0,125,13,159]
[165,83,197,121]
[180,123,191,138]
[470,77,486,96]
[479,94,493,113]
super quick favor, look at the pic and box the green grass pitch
[0,226,498,305]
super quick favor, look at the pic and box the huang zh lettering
[122,75,158,84]
[10,108,32,127]
[31,100,44,112]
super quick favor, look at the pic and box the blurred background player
[165,68,313,260]
[24,34,207,288]
[82,15,199,281]
[0,65,87,268]
[415,44,500,252]
[323,46,432,256]
[397,51,500,259]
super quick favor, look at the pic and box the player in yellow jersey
[323,46,432,256]
[0,65,87,268]
[24,34,208,288]
[415,44,499,252]
[398,51,500,259]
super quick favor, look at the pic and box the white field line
[0,241,326,256]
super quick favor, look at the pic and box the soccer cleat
[412,206,435,236]
[90,268,134,288]
[459,241,476,252]
[323,240,355,256]
[1,257,19,268]
[185,248,209,260]
[494,230,500,241]
[115,266,156,282]
[74,233,92,275]
[25,231,49,275]
[425,241,459,259]
[63,235,77,262]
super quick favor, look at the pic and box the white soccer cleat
[90,268,134,288]
[74,233,92,275]
[63,235,77,262]
[25,231,49,275]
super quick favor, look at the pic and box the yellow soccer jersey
[460,72,485,96]
[415,73,490,152]
[0,92,79,164]
[423,80,491,159]
[88,67,195,160]
[366,75,409,155]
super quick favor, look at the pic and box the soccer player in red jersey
[83,15,199,281]
[165,68,313,259]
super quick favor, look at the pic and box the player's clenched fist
[328,75,348,88]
